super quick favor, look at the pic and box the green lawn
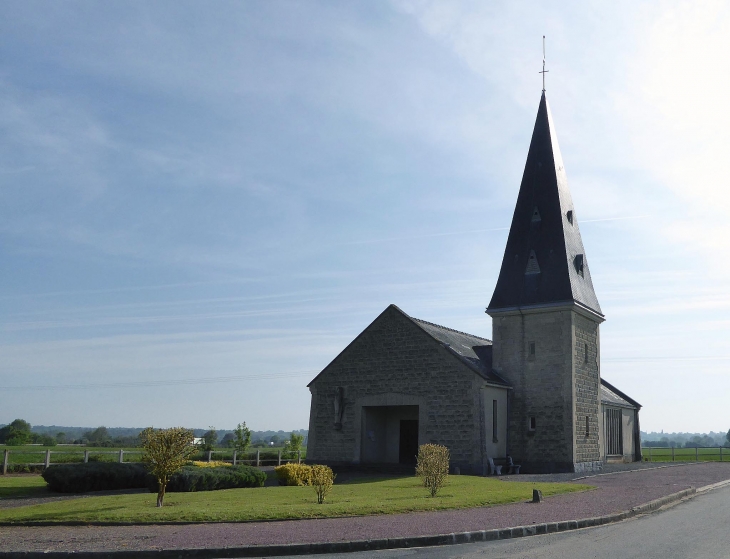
[0,475,591,524]
[0,475,49,499]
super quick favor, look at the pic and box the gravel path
[1,462,728,554]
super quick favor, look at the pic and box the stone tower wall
[307,307,486,473]
[491,310,575,472]
[573,313,602,465]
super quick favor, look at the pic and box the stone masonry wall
[307,306,484,472]
[491,310,575,471]
[573,313,601,464]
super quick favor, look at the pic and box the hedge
[42,462,149,493]
[147,464,266,493]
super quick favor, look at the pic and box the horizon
[2,1,729,433]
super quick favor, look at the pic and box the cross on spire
[539,35,548,92]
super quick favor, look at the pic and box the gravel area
[0,462,728,554]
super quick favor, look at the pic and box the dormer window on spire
[525,250,541,275]
[574,254,584,277]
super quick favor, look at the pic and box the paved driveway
[0,462,729,554]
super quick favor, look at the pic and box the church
[306,91,642,474]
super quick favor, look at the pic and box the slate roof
[409,315,509,387]
[601,378,641,410]
[488,92,602,316]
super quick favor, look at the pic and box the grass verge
[0,475,50,499]
[0,475,592,524]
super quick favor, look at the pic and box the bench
[487,456,521,475]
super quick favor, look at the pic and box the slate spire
[488,93,602,316]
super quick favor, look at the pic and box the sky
[1,1,729,433]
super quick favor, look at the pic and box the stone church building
[306,92,641,474]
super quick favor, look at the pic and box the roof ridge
[412,317,492,343]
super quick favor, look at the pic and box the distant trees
[0,419,33,445]
[726,429,730,447]
[140,427,197,507]
[683,435,718,448]
[83,426,111,446]
[200,427,218,452]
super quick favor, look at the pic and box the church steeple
[488,93,602,317]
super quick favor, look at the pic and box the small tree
[140,427,196,507]
[415,444,450,497]
[726,429,730,447]
[310,464,335,503]
[233,422,252,455]
[283,432,304,460]
[201,427,218,453]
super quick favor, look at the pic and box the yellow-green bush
[274,463,312,486]
[415,444,450,497]
[310,464,335,504]
[190,461,231,468]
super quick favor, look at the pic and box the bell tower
[487,92,604,473]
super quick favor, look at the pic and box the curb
[0,485,706,559]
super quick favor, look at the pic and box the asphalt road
[275,484,730,559]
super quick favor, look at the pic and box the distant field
[643,447,728,462]
[0,446,306,470]
[0,446,144,467]
[0,475,591,523]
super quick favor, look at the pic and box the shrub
[415,444,450,497]
[191,460,231,468]
[310,464,335,504]
[42,462,149,493]
[274,463,312,486]
[147,464,266,492]
[141,426,197,507]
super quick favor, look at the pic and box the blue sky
[1,1,728,433]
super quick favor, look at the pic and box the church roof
[409,315,509,387]
[601,378,641,410]
[307,304,510,388]
[488,92,602,317]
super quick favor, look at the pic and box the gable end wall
[307,307,485,472]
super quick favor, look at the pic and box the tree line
[641,430,730,448]
[0,419,308,450]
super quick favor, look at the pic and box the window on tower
[492,400,498,443]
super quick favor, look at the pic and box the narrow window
[566,210,574,224]
[528,341,536,360]
[529,416,536,431]
[584,343,589,363]
[585,416,590,437]
[492,400,498,443]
